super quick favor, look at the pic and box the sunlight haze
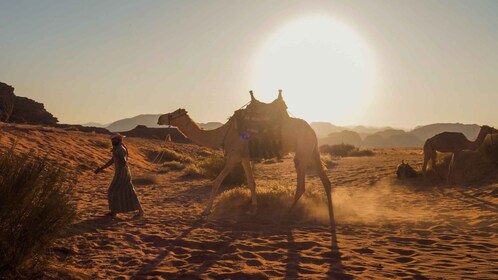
[1,0,498,128]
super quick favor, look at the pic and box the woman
[95,133,144,218]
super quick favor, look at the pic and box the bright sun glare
[252,16,377,124]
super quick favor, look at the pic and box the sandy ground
[1,123,497,279]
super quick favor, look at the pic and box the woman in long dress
[95,133,144,218]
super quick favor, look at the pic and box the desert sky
[1,0,498,128]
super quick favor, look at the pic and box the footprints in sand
[54,148,497,279]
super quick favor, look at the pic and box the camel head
[478,125,498,139]
[158,108,188,126]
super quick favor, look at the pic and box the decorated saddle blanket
[234,97,289,159]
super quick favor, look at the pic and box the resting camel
[157,93,334,224]
[422,125,497,180]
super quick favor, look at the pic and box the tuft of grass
[147,148,192,164]
[182,163,204,178]
[162,161,185,171]
[0,149,75,277]
[182,154,246,185]
[320,144,375,157]
[209,184,329,224]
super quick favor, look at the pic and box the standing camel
[157,98,334,224]
[422,125,497,180]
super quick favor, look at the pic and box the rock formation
[0,81,58,125]
[0,82,15,121]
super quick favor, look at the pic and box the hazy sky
[1,0,497,128]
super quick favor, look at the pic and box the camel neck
[177,117,232,149]
[469,130,487,150]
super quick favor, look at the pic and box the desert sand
[1,123,497,279]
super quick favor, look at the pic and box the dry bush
[0,149,75,277]
[320,144,375,157]
[182,164,204,178]
[182,154,246,185]
[162,161,185,171]
[147,148,192,164]
[209,184,329,224]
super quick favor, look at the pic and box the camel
[157,93,334,224]
[422,125,497,180]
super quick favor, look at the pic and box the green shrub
[0,149,75,277]
[320,144,374,157]
[182,155,246,185]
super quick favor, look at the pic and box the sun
[252,16,377,125]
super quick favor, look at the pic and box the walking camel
[422,125,497,180]
[157,94,334,224]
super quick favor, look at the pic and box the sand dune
[1,124,497,279]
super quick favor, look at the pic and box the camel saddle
[234,90,289,159]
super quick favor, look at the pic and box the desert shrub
[182,164,204,178]
[320,144,375,157]
[147,148,192,164]
[209,184,329,224]
[0,149,75,277]
[182,154,246,185]
[162,161,185,171]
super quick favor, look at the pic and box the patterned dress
[108,144,142,213]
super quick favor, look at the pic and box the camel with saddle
[158,90,334,224]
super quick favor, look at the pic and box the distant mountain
[411,123,481,142]
[106,114,163,132]
[316,123,484,148]
[318,130,363,147]
[348,125,394,137]
[104,114,223,132]
[82,122,108,128]
[310,122,343,138]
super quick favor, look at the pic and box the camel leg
[202,158,238,216]
[312,147,334,225]
[422,153,429,179]
[241,159,257,215]
[288,157,307,214]
[447,153,455,185]
[422,144,434,180]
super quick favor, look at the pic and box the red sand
[1,123,497,279]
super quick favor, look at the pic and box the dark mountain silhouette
[103,114,223,132]
[120,125,189,142]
